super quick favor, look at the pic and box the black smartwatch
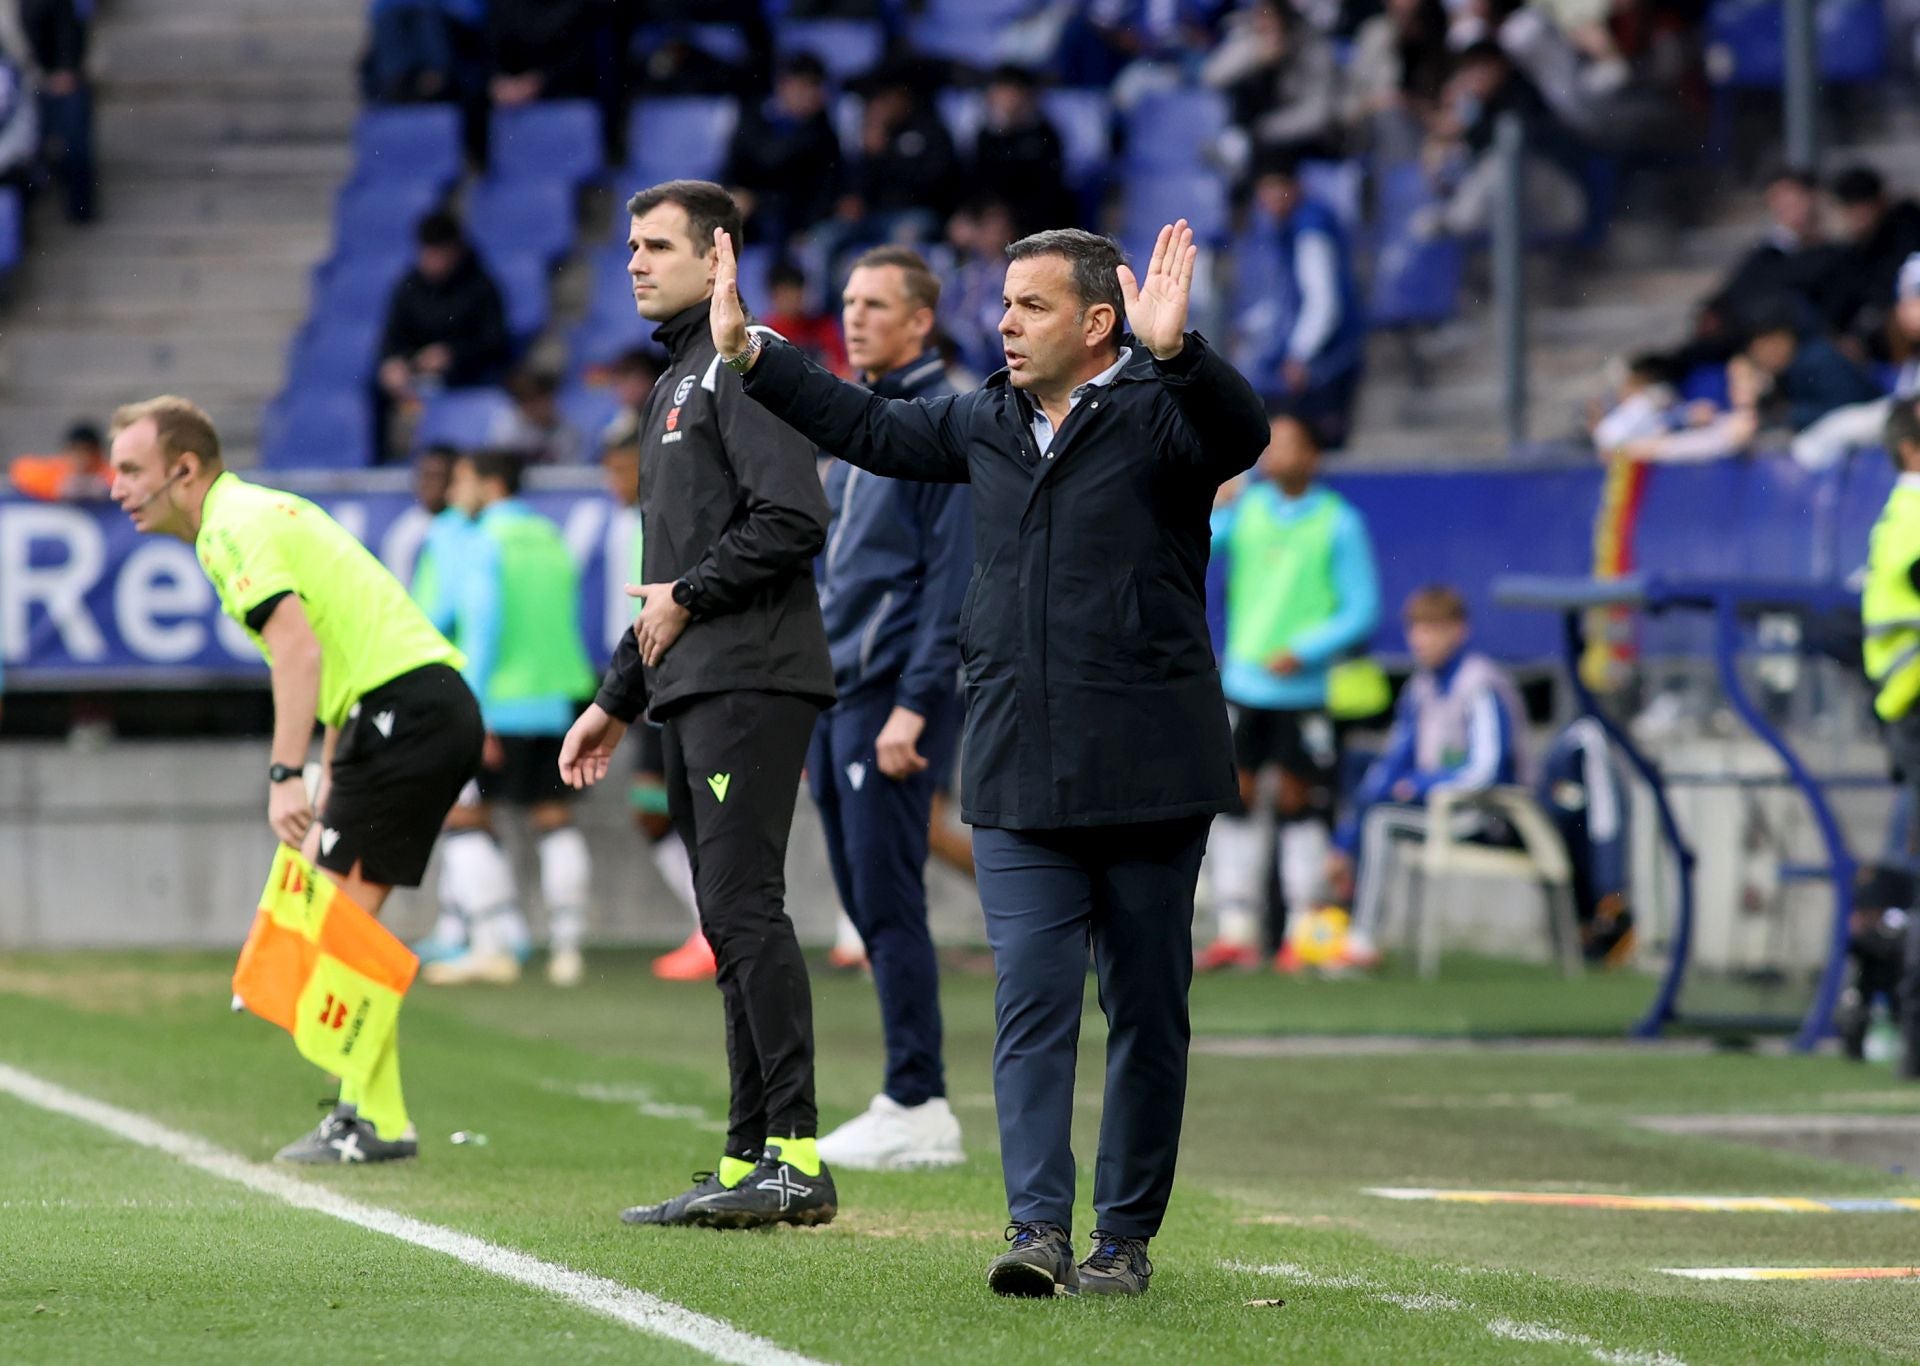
[671,579,698,611]
[269,763,304,785]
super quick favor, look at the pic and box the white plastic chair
[1405,786,1584,980]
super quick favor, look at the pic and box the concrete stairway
[0,0,363,464]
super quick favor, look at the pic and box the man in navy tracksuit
[810,246,974,1172]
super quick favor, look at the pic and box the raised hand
[1115,219,1196,362]
[709,226,750,361]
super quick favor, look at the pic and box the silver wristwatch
[722,332,762,374]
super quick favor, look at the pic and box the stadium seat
[581,243,636,325]
[333,179,444,254]
[308,250,411,323]
[907,10,1006,65]
[414,387,516,450]
[286,315,384,388]
[774,19,885,84]
[1367,235,1463,328]
[557,383,623,456]
[260,388,374,469]
[1041,89,1113,190]
[489,100,604,190]
[466,177,576,268]
[0,186,20,279]
[624,97,738,189]
[1706,0,1886,86]
[476,250,552,345]
[351,106,464,190]
[569,309,656,374]
[1122,89,1228,173]
[1121,169,1230,247]
[633,22,752,67]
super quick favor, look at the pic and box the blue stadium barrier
[260,389,375,470]
[774,18,885,83]
[414,386,516,450]
[466,177,576,268]
[351,106,464,190]
[489,99,604,190]
[623,97,738,188]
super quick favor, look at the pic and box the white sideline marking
[0,1062,829,1366]
[1222,1260,1684,1365]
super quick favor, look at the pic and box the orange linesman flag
[231,845,418,1086]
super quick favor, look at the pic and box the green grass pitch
[3,950,1919,1363]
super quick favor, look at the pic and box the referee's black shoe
[986,1221,1079,1297]
[1078,1231,1153,1296]
[686,1151,837,1228]
[619,1171,730,1227]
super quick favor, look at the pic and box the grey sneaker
[275,1108,418,1164]
[1078,1230,1152,1295]
[987,1221,1079,1297]
[686,1151,838,1229]
[620,1171,730,1226]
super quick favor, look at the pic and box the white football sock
[442,829,529,958]
[538,825,591,953]
[650,831,700,926]
[1205,813,1267,948]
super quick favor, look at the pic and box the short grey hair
[1006,229,1126,324]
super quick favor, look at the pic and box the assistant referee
[109,395,483,1165]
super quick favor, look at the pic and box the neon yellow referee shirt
[195,472,463,728]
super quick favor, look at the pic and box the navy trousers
[808,688,960,1106]
[972,817,1210,1239]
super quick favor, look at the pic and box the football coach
[709,218,1267,1297]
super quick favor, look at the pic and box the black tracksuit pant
[661,689,823,1156]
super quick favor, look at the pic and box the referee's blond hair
[110,395,223,470]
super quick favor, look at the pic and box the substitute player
[108,395,482,1164]
[426,451,597,987]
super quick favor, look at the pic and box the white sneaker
[816,1094,964,1171]
[547,947,584,987]
[421,950,522,986]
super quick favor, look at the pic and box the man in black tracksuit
[711,219,1268,1295]
[559,181,838,1230]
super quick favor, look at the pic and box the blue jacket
[817,351,972,718]
[1238,197,1365,392]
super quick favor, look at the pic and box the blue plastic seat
[0,187,20,277]
[261,388,374,469]
[557,384,623,457]
[466,177,576,268]
[414,387,516,450]
[333,179,444,253]
[1707,0,1886,86]
[633,22,752,67]
[774,19,885,84]
[907,11,1005,64]
[569,309,657,375]
[477,250,552,344]
[352,106,463,190]
[1121,169,1230,246]
[309,250,411,322]
[1123,89,1228,173]
[623,97,739,189]
[286,316,384,388]
[490,100,604,189]
[1366,235,1462,328]
[1041,89,1112,189]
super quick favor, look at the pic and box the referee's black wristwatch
[670,578,700,615]
[268,763,304,785]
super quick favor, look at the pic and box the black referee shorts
[318,663,483,888]
[476,734,577,807]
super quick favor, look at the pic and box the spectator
[1326,585,1531,969]
[1823,165,1920,365]
[972,64,1072,236]
[724,52,842,245]
[1695,166,1844,349]
[363,0,486,106]
[837,69,959,242]
[376,208,511,459]
[1739,298,1883,435]
[1793,254,1920,469]
[937,197,1018,378]
[20,0,92,223]
[1203,0,1342,173]
[1235,151,1364,449]
[1495,0,1701,153]
[1342,0,1451,162]
[761,260,848,373]
[9,420,107,500]
[1599,350,1762,465]
[1416,40,1588,243]
[0,40,38,199]
[490,367,582,464]
[487,0,595,107]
